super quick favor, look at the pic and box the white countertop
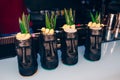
[0,40,120,80]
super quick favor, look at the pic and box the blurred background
[0,0,120,59]
[24,0,103,32]
[24,0,120,32]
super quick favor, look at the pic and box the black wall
[24,0,120,32]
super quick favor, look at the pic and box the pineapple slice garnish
[41,27,54,35]
[87,22,104,30]
[16,32,31,40]
[62,24,77,33]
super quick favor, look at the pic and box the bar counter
[0,40,120,80]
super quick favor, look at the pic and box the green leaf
[45,12,51,29]
[69,8,74,25]
[50,12,54,29]
[22,13,28,33]
[64,8,74,25]
[53,15,57,29]
[45,11,57,30]
[19,18,27,33]
[18,13,30,34]
[95,12,99,23]
[27,14,30,23]
[90,12,95,22]
[25,15,30,33]
[90,11,101,23]
[96,13,100,23]
[64,8,71,25]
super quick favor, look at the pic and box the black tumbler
[61,31,78,65]
[84,28,102,61]
[16,38,38,76]
[39,34,58,70]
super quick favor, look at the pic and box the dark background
[0,0,120,59]
[24,0,103,32]
[24,0,120,32]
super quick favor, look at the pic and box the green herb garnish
[19,13,30,34]
[64,8,75,25]
[45,11,57,29]
[90,12,100,23]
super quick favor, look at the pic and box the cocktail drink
[39,11,58,69]
[16,33,38,76]
[84,12,104,61]
[39,34,58,69]
[61,29,78,65]
[61,8,78,65]
[15,13,38,76]
[84,28,102,61]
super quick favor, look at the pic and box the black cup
[84,28,102,61]
[16,38,38,76]
[39,34,58,69]
[60,31,78,65]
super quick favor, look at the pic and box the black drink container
[16,38,38,76]
[61,31,78,65]
[84,28,102,61]
[39,34,58,69]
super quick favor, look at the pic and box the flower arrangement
[16,13,31,40]
[41,12,57,35]
[62,8,77,33]
[88,12,104,30]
